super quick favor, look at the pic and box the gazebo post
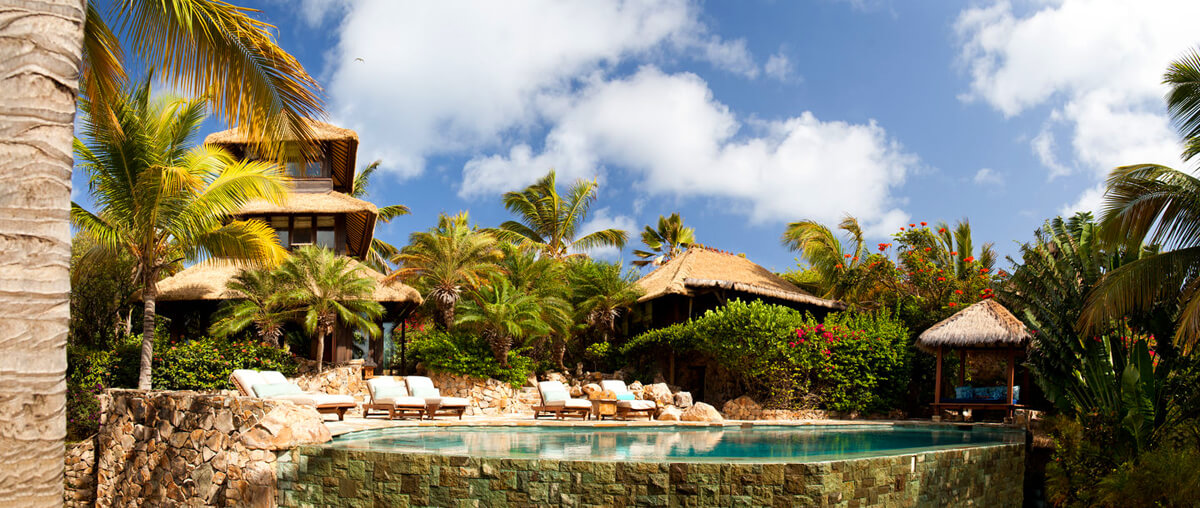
[1006,348,1016,419]
[934,346,943,405]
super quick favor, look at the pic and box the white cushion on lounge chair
[231,369,266,396]
[551,399,592,409]
[260,371,289,384]
[617,399,656,411]
[403,376,442,398]
[600,379,631,396]
[373,395,426,407]
[538,380,591,408]
[434,396,469,407]
[305,392,356,407]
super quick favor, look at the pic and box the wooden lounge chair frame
[403,376,469,420]
[600,380,656,421]
[230,370,356,421]
[532,381,591,420]
[362,403,426,420]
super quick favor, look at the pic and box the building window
[316,216,335,249]
[259,215,341,254]
[271,216,289,247]
[292,217,313,245]
[285,159,329,178]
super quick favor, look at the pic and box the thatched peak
[635,246,845,310]
[203,119,358,145]
[916,299,1030,352]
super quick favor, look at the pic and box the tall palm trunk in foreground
[0,0,84,505]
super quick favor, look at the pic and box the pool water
[328,424,1024,463]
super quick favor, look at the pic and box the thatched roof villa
[152,121,421,366]
[631,245,845,332]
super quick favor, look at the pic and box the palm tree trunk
[0,0,85,504]
[316,328,326,371]
[137,275,157,390]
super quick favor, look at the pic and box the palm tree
[568,259,644,344]
[496,243,574,365]
[1082,47,1200,353]
[390,212,502,330]
[352,159,410,272]
[276,246,382,371]
[81,0,324,157]
[781,216,866,298]
[456,277,550,368]
[929,219,997,279]
[71,80,289,389]
[210,267,297,348]
[0,1,84,503]
[632,213,695,267]
[495,170,628,258]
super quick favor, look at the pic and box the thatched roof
[204,120,359,193]
[237,191,377,215]
[916,299,1030,352]
[153,260,421,304]
[235,191,378,258]
[203,119,359,145]
[635,246,846,310]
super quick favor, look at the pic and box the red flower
[924,247,932,252]
[954,289,964,295]
[844,254,852,258]
[835,263,843,269]
[937,276,946,282]
[909,223,916,228]
[900,227,905,231]
[920,222,927,226]
[948,302,958,307]
[980,268,990,273]
[964,256,975,263]
[981,294,993,299]
[939,228,946,233]
[950,251,958,256]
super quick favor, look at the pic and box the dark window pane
[316,229,335,249]
[293,217,312,244]
[286,162,304,178]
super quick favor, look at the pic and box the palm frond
[1164,47,1200,160]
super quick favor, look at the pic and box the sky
[76,0,1200,274]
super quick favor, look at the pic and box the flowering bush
[623,300,910,412]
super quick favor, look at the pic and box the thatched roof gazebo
[917,299,1031,419]
[204,119,360,193]
[153,259,421,304]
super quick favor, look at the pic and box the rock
[643,383,673,406]
[545,372,568,384]
[674,391,694,409]
[569,385,584,398]
[628,381,644,396]
[581,383,603,397]
[239,403,330,450]
[721,395,762,420]
[681,403,724,422]
[658,406,683,421]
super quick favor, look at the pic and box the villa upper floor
[203,120,378,259]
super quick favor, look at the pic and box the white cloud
[462,67,916,235]
[764,51,795,82]
[571,207,637,260]
[1059,183,1106,218]
[973,168,1002,186]
[955,0,1195,207]
[322,0,758,178]
[296,0,345,27]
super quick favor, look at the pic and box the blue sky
[77,0,1200,274]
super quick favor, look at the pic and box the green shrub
[623,300,910,413]
[406,329,535,388]
[66,380,103,441]
[68,335,298,392]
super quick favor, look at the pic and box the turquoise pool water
[327,424,1024,463]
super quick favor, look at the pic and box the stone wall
[279,443,1025,507]
[87,389,330,506]
[429,372,541,416]
[64,438,96,507]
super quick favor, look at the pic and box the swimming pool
[325,424,1023,463]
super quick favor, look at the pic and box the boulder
[569,385,584,398]
[643,383,673,406]
[657,406,683,421]
[581,383,604,398]
[673,391,694,409]
[628,381,644,396]
[544,372,568,384]
[721,395,762,420]
[680,403,724,422]
[238,403,330,450]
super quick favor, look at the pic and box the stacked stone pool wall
[277,442,1024,507]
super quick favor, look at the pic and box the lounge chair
[600,380,657,420]
[364,377,428,420]
[403,376,469,419]
[532,380,592,420]
[230,369,357,421]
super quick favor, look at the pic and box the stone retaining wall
[428,372,541,416]
[64,438,96,507]
[278,443,1025,507]
[84,389,330,506]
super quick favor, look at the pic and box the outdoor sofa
[599,380,657,420]
[404,376,469,419]
[532,380,592,420]
[363,376,428,420]
[230,369,357,420]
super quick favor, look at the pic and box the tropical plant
[275,246,382,371]
[781,216,866,299]
[496,243,574,360]
[456,277,550,368]
[70,233,140,349]
[494,170,627,258]
[81,0,323,157]
[1001,213,1149,406]
[632,213,695,267]
[351,159,410,272]
[1081,47,1200,354]
[390,212,501,330]
[71,80,289,389]
[210,267,297,348]
[568,259,644,343]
